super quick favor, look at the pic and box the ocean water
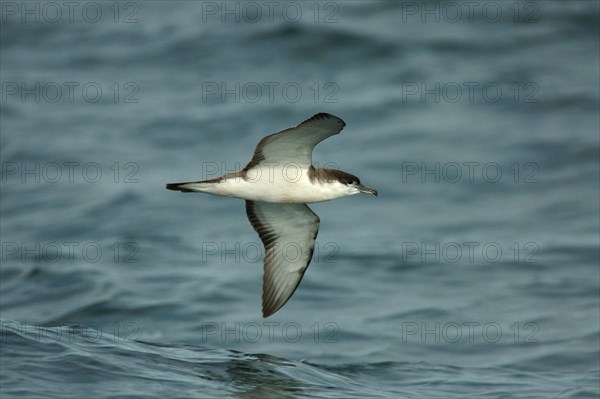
[1,1,599,398]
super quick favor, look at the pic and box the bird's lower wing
[245,200,320,317]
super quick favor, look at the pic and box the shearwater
[167,113,377,317]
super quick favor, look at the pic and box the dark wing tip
[303,112,346,128]
[262,306,275,318]
[262,287,286,318]
[261,256,312,318]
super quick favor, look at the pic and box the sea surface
[1,1,599,398]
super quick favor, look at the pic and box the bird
[166,113,377,317]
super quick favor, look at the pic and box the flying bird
[166,113,377,317]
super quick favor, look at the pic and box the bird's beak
[358,185,378,197]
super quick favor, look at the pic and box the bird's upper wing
[245,200,320,317]
[243,113,346,171]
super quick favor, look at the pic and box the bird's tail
[165,180,218,193]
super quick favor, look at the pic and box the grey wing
[243,113,346,171]
[245,200,320,317]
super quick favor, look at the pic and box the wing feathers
[245,200,320,317]
[243,113,345,172]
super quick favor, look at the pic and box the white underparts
[182,168,358,203]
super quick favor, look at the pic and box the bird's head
[332,171,378,197]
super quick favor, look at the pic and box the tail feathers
[166,182,193,192]
[165,181,213,192]
[166,177,225,192]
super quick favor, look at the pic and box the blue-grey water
[1,1,599,398]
